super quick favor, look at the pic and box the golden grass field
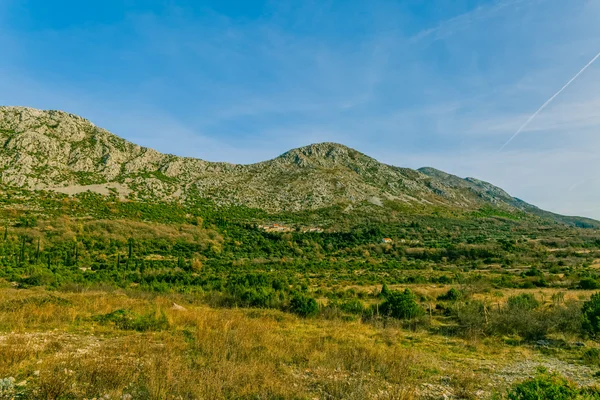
[1,286,598,400]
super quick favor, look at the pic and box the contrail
[499,51,600,151]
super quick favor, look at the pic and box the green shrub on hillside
[580,278,600,290]
[289,294,319,317]
[506,369,600,399]
[507,293,540,311]
[93,309,169,332]
[438,288,462,301]
[582,293,600,337]
[380,289,423,320]
[582,348,600,367]
[452,297,582,340]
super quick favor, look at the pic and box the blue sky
[1,0,600,218]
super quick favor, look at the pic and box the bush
[93,309,169,331]
[380,283,391,298]
[380,289,423,320]
[506,368,600,399]
[452,299,582,340]
[582,293,600,337]
[339,298,364,314]
[452,301,487,337]
[507,294,539,311]
[489,307,546,341]
[438,288,462,301]
[547,300,583,335]
[238,287,280,309]
[15,215,37,228]
[289,294,319,317]
[582,348,600,367]
[580,278,600,290]
[18,269,56,288]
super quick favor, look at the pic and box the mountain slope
[0,106,595,226]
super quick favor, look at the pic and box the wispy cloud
[409,0,540,42]
[1,0,600,217]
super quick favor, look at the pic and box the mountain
[0,106,596,227]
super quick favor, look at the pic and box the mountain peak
[0,105,95,127]
[0,105,596,226]
[275,142,377,168]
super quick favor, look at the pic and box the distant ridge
[0,106,597,227]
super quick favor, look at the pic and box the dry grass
[0,287,577,399]
[0,288,423,399]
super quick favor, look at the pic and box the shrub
[18,269,56,288]
[238,287,280,308]
[582,348,600,367]
[380,289,424,320]
[580,278,600,290]
[380,283,391,298]
[438,288,462,301]
[452,298,582,340]
[507,294,539,311]
[452,301,487,337]
[547,300,583,335]
[289,294,319,317]
[489,306,547,341]
[93,309,169,332]
[524,267,543,277]
[506,368,600,399]
[339,298,364,314]
[15,215,37,228]
[582,293,600,337]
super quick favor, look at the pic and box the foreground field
[1,286,599,400]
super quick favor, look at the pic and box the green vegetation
[0,190,599,328]
[0,177,597,398]
[583,293,600,336]
[92,308,170,331]
[505,369,600,399]
[379,288,423,320]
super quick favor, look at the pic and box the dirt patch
[50,183,131,198]
[496,355,597,387]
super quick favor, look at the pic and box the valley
[0,107,600,399]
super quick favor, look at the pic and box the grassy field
[1,193,600,398]
[1,285,599,400]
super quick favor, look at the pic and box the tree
[380,282,390,297]
[380,289,423,320]
[289,294,319,317]
[127,238,134,259]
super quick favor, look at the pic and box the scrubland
[2,193,600,398]
[1,285,600,400]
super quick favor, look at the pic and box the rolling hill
[0,105,596,227]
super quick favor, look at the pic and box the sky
[1,0,599,218]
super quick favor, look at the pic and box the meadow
[2,191,600,399]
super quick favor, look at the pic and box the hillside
[3,107,600,400]
[0,106,596,227]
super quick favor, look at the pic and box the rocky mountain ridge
[0,106,595,227]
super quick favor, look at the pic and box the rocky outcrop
[0,106,550,214]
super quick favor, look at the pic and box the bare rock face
[0,106,532,213]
